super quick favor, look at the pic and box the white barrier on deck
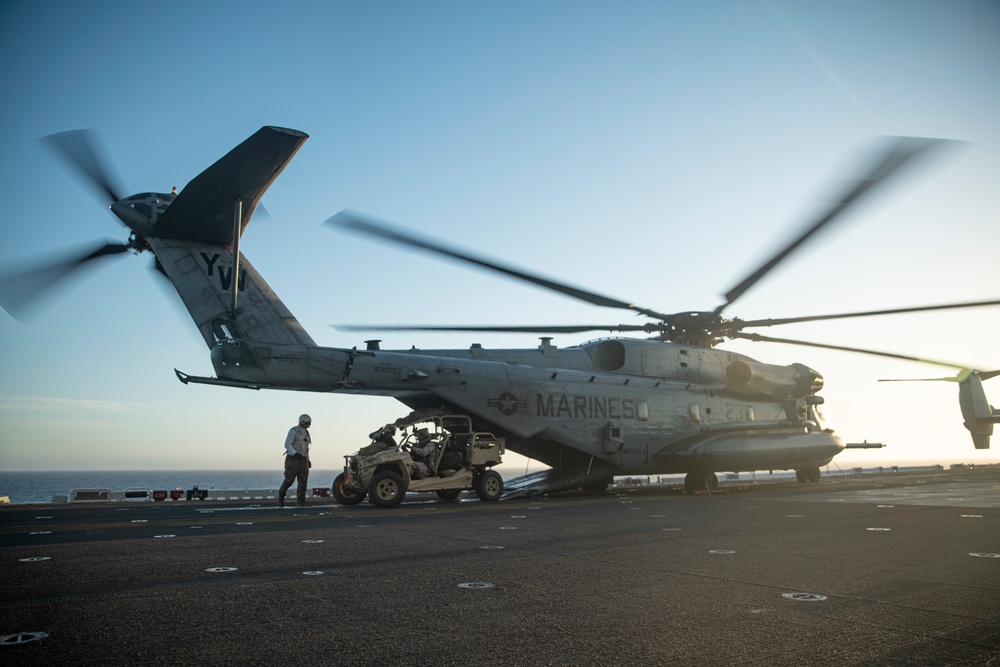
[70,488,112,502]
[57,487,331,503]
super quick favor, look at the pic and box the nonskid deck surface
[1,468,998,665]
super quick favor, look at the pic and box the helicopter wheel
[795,468,822,483]
[684,470,719,494]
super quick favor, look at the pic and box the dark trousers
[279,456,309,503]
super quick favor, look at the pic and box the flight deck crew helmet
[299,414,312,425]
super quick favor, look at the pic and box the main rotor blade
[719,136,953,312]
[333,323,656,334]
[0,241,130,321]
[326,211,672,320]
[41,130,126,206]
[730,331,981,372]
[738,298,1000,328]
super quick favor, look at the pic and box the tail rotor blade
[0,242,130,320]
[41,130,126,206]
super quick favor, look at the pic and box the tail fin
[151,238,314,351]
[880,370,999,449]
[146,125,315,352]
[959,371,999,450]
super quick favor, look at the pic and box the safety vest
[288,426,311,458]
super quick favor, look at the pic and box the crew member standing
[279,414,312,507]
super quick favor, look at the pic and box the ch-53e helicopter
[2,126,997,495]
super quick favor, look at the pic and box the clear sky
[1,0,998,472]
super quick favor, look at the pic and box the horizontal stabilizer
[154,126,308,245]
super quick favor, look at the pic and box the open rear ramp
[502,466,617,498]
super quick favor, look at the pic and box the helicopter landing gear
[795,467,822,483]
[684,470,720,494]
[582,475,614,494]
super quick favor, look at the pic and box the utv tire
[369,470,406,508]
[333,473,366,506]
[436,489,462,501]
[474,470,503,502]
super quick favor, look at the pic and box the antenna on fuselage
[230,199,242,315]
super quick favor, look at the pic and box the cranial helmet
[299,414,312,424]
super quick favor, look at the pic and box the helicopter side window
[593,340,626,371]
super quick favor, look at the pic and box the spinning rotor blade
[718,137,953,313]
[334,323,655,334]
[738,298,1000,328]
[326,211,672,320]
[41,130,126,207]
[878,369,1000,382]
[0,242,130,320]
[730,331,981,372]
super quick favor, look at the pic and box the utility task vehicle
[332,412,505,508]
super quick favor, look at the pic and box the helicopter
[1,125,997,495]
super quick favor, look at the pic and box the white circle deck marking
[783,592,827,602]
[510,515,526,519]
[235,522,253,526]
[18,557,51,562]
[480,545,505,550]
[969,553,1000,559]
[458,582,495,589]
[787,515,805,518]
[34,516,51,519]
[302,539,325,543]
[877,505,894,508]
[662,528,682,532]
[866,527,891,532]
[499,526,517,530]
[960,515,983,518]
[1,631,48,646]
[29,531,51,535]
[206,567,238,572]
[189,526,203,529]
[303,571,324,576]
[153,535,176,539]
[131,520,148,523]
[709,550,736,555]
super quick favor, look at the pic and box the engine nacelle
[725,360,824,399]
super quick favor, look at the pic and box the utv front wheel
[333,473,366,506]
[474,470,503,502]
[369,470,406,508]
